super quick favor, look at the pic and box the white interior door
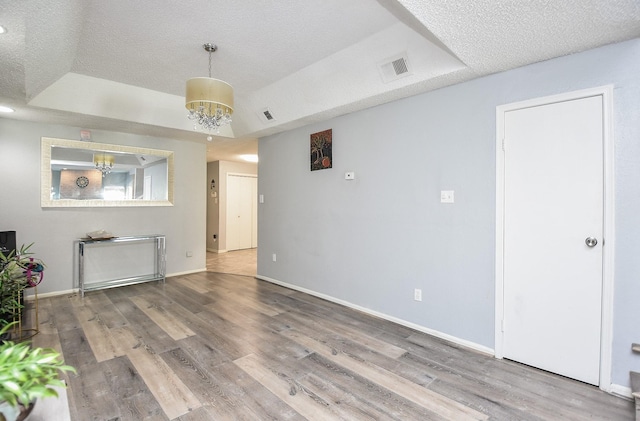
[226,175,257,251]
[502,95,604,385]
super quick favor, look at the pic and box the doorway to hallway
[226,174,258,251]
[206,248,257,276]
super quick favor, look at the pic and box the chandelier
[186,43,234,133]
[93,153,114,177]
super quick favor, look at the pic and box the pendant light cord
[208,50,212,78]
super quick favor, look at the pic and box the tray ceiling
[1,0,639,161]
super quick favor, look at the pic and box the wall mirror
[41,137,174,207]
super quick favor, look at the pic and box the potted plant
[0,323,75,421]
[0,244,44,335]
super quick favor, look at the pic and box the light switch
[441,190,455,203]
[259,194,264,203]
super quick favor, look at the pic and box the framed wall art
[310,129,332,171]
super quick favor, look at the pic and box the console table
[76,235,166,297]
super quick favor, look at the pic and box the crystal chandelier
[94,153,114,177]
[186,43,234,133]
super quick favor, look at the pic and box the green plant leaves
[0,323,75,408]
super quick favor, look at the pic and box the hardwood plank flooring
[129,295,196,341]
[26,272,633,420]
[127,345,201,419]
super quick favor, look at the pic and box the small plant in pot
[0,244,45,337]
[0,244,74,420]
[0,323,75,421]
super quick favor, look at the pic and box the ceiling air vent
[257,107,277,124]
[378,53,412,84]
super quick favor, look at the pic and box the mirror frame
[41,137,174,207]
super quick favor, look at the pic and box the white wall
[257,38,640,388]
[0,119,207,294]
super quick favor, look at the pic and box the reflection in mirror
[41,137,174,207]
[50,147,167,201]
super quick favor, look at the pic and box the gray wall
[0,119,208,294]
[257,38,640,388]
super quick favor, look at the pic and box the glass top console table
[75,235,166,297]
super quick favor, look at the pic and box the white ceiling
[1,0,639,162]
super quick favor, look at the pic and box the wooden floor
[28,271,633,420]
[206,248,257,277]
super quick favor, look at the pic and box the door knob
[585,237,598,247]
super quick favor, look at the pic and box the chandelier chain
[208,50,212,78]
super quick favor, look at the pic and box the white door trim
[495,85,615,391]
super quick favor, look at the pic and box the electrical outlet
[414,288,422,301]
[440,190,455,203]
[186,251,193,257]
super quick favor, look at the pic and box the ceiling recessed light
[0,26,6,34]
[0,106,15,113]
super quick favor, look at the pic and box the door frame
[494,85,614,391]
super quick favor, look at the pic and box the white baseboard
[610,383,633,400]
[207,247,227,253]
[256,275,494,356]
[25,288,78,299]
[206,249,227,254]
[167,268,207,277]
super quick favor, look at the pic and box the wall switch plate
[345,172,355,180]
[414,288,422,301]
[272,253,277,262]
[440,190,455,203]
[186,251,193,257]
[259,194,264,203]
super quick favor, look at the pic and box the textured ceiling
[1,0,639,162]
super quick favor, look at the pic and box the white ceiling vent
[378,53,412,84]
[258,108,277,124]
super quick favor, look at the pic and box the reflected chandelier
[186,43,234,133]
[94,153,114,177]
